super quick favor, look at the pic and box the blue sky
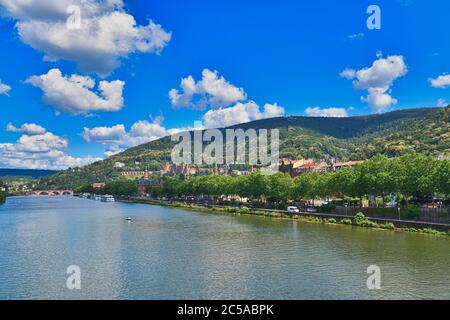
[0,0,449,169]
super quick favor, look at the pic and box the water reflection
[0,196,448,299]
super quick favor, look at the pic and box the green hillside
[37,107,449,189]
[0,169,59,179]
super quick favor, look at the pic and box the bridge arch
[30,190,74,197]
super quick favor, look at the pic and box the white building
[114,162,126,168]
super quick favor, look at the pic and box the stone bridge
[30,190,74,196]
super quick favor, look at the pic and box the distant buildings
[92,183,106,189]
[160,163,254,177]
[161,163,198,176]
[138,168,159,195]
[279,158,364,177]
[331,160,364,171]
[121,171,147,178]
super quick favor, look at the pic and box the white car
[287,206,300,213]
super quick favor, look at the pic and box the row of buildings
[117,158,363,181]
[278,159,363,177]
[119,163,253,179]
[94,158,365,196]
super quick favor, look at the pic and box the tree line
[77,180,138,196]
[0,180,6,205]
[149,154,450,205]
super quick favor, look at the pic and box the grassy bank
[120,198,450,237]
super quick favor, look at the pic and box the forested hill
[38,107,449,189]
[0,169,59,178]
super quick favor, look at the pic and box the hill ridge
[37,107,449,189]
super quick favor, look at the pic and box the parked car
[287,206,300,213]
[306,206,318,213]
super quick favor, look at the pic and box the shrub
[341,219,353,225]
[353,212,367,226]
[363,220,380,228]
[404,204,420,220]
[268,212,282,218]
[327,218,337,224]
[352,212,380,228]
[380,223,395,230]
[239,207,251,214]
[224,207,239,213]
[421,228,445,236]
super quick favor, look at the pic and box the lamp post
[398,206,401,221]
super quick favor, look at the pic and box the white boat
[94,195,102,201]
[126,217,132,221]
[101,195,115,202]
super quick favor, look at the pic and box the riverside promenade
[116,196,450,232]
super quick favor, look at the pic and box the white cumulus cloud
[6,122,47,135]
[26,68,125,116]
[0,0,171,76]
[341,54,407,113]
[429,74,450,89]
[304,107,349,118]
[437,98,447,107]
[0,128,99,170]
[169,69,247,110]
[202,101,285,129]
[81,116,188,156]
[0,80,11,96]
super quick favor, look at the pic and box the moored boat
[101,195,115,202]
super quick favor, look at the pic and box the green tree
[294,172,321,203]
[236,173,267,200]
[360,155,397,205]
[265,173,295,202]
[328,167,357,200]
[103,180,138,196]
[433,159,450,198]
[396,154,438,203]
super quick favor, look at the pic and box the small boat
[101,195,115,202]
[126,217,132,221]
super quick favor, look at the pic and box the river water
[0,196,448,300]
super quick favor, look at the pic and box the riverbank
[3,195,450,299]
[0,192,5,205]
[117,197,450,237]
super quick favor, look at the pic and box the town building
[161,163,198,176]
[92,183,106,189]
[121,171,147,178]
[279,158,364,177]
[331,160,364,171]
[138,168,159,195]
[113,162,126,168]
[279,159,316,177]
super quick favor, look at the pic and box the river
[0,196,448,300]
